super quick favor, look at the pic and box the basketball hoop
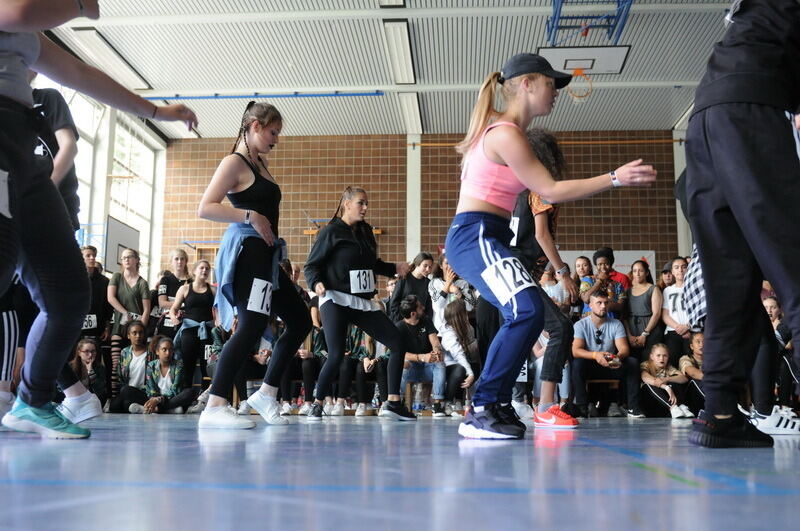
[567,68,592,104]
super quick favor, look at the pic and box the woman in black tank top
[169,260,216,389]
[195,102,311,429]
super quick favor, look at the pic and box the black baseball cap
[499,53,572,89]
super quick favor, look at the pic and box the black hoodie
[304,217,396,300]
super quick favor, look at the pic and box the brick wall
[163,130,677,286]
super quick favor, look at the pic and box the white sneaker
[237,400,252,415]
[670,405,684,419]
[298,402,312,415]
[0,392,14,420]
[280,402,293,416]
[679,404,695,418]
[248,391,289,425]
[128,403,145,414]
[330,402,345,416]
[606,402,625,417]
[56,393,103,423]
[196,389,210,404]
[187,401,206,414]
[355,403,367,416]
[512,401,534,419]
[323,402,334,415]
[752,406,800,435]
[199,405,256,429]
[778,406,798,418]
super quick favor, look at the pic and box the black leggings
[640,383,688,417]
[0,101,86,407]
[750,330,778,415]
[336,356,359,399]
[356,358,387,403]
[176,327,211,389]
[778,354,798,407]
[685,379,705,416]
[445,364,467,401]
[279,356,320,402]
[109,385,147,413]
[664,331,691,369]
[209,238,312,399]
[315,303,405,399]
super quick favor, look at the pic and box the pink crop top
[459,121,527,212]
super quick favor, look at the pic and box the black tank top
[183,284,214,322]
[226,152,281,235]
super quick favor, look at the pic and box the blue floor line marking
[578,436,793,495]
[1,477,798,496]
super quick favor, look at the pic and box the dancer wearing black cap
[685,0,800,448]
[445,53,656,439]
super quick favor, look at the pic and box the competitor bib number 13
[349,270,375,294]
[480,257,535,305]
[247,278,273,315]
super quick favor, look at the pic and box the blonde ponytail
[455,71,502,159]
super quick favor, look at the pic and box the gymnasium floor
[0,415,797,530]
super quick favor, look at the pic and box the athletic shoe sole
[248,394,289,425]
[57,401,103,424]
[2,413,90,439]
[533,421,578,429]
[688,430,773,448]
[458,422,522,440]
[378,410,417,421]
[306,415,323,422]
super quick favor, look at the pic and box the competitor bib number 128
[349,269,375,294]
[247,278,273,315]
[480,257,535,305]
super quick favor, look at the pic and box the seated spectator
[67,339,107,406]
[679,332,706,415]
[428,254,476,334]
[639,344,693,418]
[571,292,641,418]
[764,297,797,417]
[396,295,447,417]
[594,246,631,291]
[107,248,151,397]
[108,321,150,413]
[661,257,691,368]
[530,331,570,412]
[326,323,367,416]
[355,335,389,416]
[389,253,434,322]
[540,266,570,315]
[579,250,626,319]
[439,300,477,416]
[624,260,664,360]
[571,256,592,321]
[381,278,397,307]
[137,336,196,414]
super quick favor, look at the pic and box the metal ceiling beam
[61,3,730,28]
[139,80,697,100]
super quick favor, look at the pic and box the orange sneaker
[533,405,579,429]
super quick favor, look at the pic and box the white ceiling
[52,1,729,138]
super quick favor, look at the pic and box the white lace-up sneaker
[752,405,800,435]
[330,402,345,416]
[56,392,103,423]
[199,405,256,429]
[128,403,145,414]
[248,391,289,425]
[512,401,534,419]
[237,400,252,415]
[670,405,684,419]
[280,402,293,416]
[298,402,312,415]
[679,404,695,418]
[355,403,367,416]
[778,405,798,418]
[323,402,334,415]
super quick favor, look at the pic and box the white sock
[0,390,13,402]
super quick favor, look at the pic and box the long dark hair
[70,338,103,382]
[444,299,472,356]
[629,259,654,284]
[231,101,283,174]
[330,186,376,251]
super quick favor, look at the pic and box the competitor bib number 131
[247,278,273,315]
[349,270,375,294]
[480,257,535,305]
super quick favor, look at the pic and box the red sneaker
[533,405,579,429]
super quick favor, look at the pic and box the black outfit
[0,281,18,383]
[32,88,81,231]
[0,98,86,407]
[685,0,800,416]
[207,154,311,399]
[775,322,797,407]
[81,267,112,340]
[304,217,406,400]
[395,317,436,354]
[175,284,215,389]
[279,356,321,403]
[356,358,387,404]
[155,271,189,338]
[388,274,431,323]
[640,383,688,418]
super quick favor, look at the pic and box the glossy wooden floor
[1,414,797,530]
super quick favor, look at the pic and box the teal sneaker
[1,398,90,439]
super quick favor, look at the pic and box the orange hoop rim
[566,68,593,100]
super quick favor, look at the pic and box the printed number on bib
[480,257,535,305]
[349,270,375,294]
[247,278,273,315]
[82,314,97,330]
[516,362,528,383]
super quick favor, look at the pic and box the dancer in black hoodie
[304,187,415,421]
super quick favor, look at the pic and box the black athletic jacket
[304,217,396,300]
[693,0,800,115]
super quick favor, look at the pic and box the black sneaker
[432,402,448,418]
[688,410,774,448]
[626,407,645,418]
[378,401,417,421]
[496,403,527,432]
[306,402,324,422]
[574,404,589,419]
[458,404,525,440]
